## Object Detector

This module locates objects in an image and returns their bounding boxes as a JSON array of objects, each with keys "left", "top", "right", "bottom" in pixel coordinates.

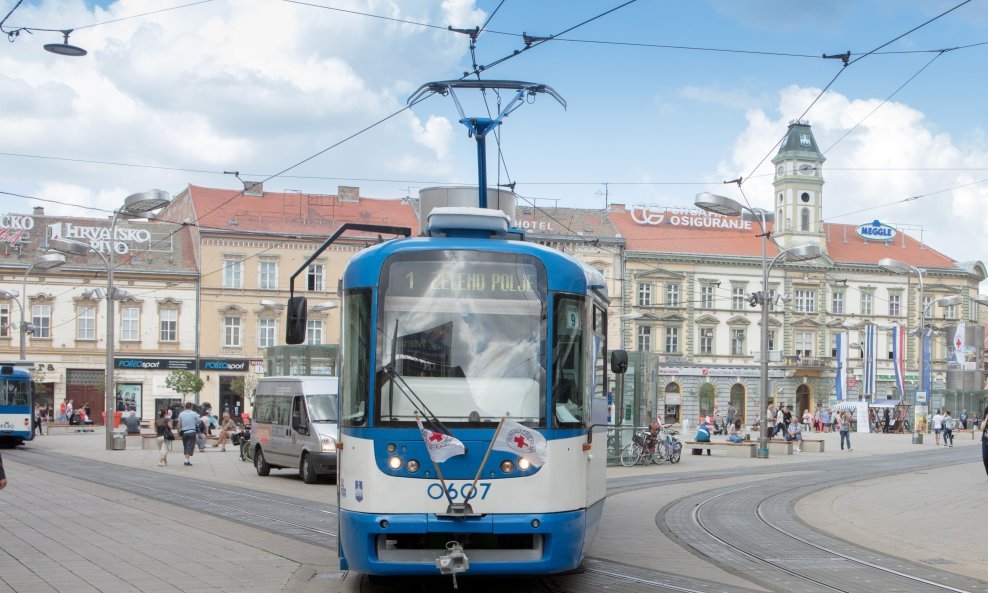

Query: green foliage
[{"left": 165, "top": 370, "right": 204, "bottom": 397}]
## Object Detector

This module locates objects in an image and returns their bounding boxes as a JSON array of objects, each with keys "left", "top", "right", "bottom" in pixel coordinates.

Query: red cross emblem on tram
[{"left": 513, "top": 434, "right": 529, "bottom": 449}]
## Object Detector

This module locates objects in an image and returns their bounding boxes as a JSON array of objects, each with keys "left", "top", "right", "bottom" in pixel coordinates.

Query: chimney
[
  {"left": 33, "top": 206, "right": 45, "bottom": 216},
  {"left": 338, "top": 186, "right": 360, "bottom": 202},
  {"left": 608, "top": 203, "right": 626, "bottom": 213}
]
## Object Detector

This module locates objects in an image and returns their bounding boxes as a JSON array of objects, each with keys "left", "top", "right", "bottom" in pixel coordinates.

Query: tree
[
  {"left": 165, "top": 370, "right": 204, "bottom": 400},
  {"left": 229, "top": 372, "right": 260, "bottom": 406}
]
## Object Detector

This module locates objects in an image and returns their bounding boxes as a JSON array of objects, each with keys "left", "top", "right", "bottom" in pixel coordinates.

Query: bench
[
  {"left": 766, "top": 439, "right": 793, "bottom": 455},
  {"left": 953, "top": 428, "right": 980, "bottom": 440},
  {"left": 685, "top": 440, "right": 756, "bottom": 458},
  {"left": 798, "top": 438, "right": 825, "bottom": 452},
  {"left": 45, "top": 422, "right": 100, "bottom": 435}
]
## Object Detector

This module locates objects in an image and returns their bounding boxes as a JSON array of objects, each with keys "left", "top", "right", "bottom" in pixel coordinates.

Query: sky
[{"left": 2, "top": 0, "right": 988, "bottom": 269}]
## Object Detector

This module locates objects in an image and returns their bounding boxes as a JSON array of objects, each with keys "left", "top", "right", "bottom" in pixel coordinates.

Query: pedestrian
[
  {"left": 839, "top": 411, "right": 853, "bottom": 451},
  {"left": 0, "top": 450, "right": 6, "bottom": 490},
  {"left": 154, "top": 409, "right": 175, "bottom": 466},
  {"left": 979, "top": 406, "right": 988, "bottom": 481},
  {"left": 58, "top": 399, "right": 67, "bottom": 422},
  {"left": 776, "top": 406, "right": 786, "bottom": 441},
  {"left": 882, "top": 408, "right": 891, "bottom": 434},
  {"left": 942, "top": 411, "right": 955, "bottom": 447},
  {"left": 196, "top": 409, "right": 210, "bottom": 452},
  {"left": 802, "top": 409, "right": 812, "bottom": 433},
  {"left": 959, "top": 409, "right": 968, "bottom": 430},
  {"left": 213, "top": 412, "right": 236, "bottom": 452},
  {"left": 65, "top": 399, "right": 74, "bottom": 423},
  {"left": 821, "top": 408, "right": 830, "bottom": 433},
  {"left": 787, "top": 418, "right": 804, "bottom": 452},
  {"left": 727, "top": 420, "right": 744, "bottom": 443},
  {"left": 766, "top": 404, "right": 776, "bottom": 438},
  {"left": 33, "top": 404, "right": 43, "bottom": 436},
  {"left": 832, "top": 408, "right": 840, "bottom": 433},
  {"left": 932, "top": 409, "right": 944, "bottom": 446},
  {"left": 123, "top": 411, "right": 141, "bottom": 435},
  {"left": 177, "top": 402, "right": 199, "bottom": 466},
  {"left": 726, "top": 403, "right": 735, "bottom": 429},
  {"left": 695, "top": 419, "right": 712, "bottom": 442}
]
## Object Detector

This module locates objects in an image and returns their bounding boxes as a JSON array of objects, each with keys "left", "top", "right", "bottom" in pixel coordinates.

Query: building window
[
  {"left": 223, "top": 316, "right": 242, "bottom": 348},
  {"left": 306, "top": 319, "right": 323, "bottom": 345},
  {"left": 31, "top": 304, "right": 51, "bottom": 339},
  {"left": 699, "top": 327, "right": 714, "bottom": 354},
  {"left": 160, "top": 309, "right": 178, "bottom": 342},
  {"left": 861, "top": 292, "right": 874, "bottom": 316},
  {"left": 637, "top": 283, "right": 652, "bottom": 306},
  {"left": 77, "top": 306, "right": 95, "bottom": 340},
  {"left": 637, "top": 326, "right": 651, "bottom": 352},
  {"left": 944, "top": 304, "right": 958, "bottom": 319},
  {"left": 800, "top": 207, "right": 810, "bottom": 231},
  {"left": 258, "top": 318, "right": 277, "bottom": 349},
  {"left": 700, "top": 285, "right": 714, "bottom": 309},
  {"left": 795, "top": 331, "right": 813, "bottom": 357},
  {"left": 795, "top": 289, "right": 815, "bottom": 313},
  {"left": 0, "top": 303, "right": 10, "bottom": 338},
  {"left": 767, "top": 329, "right": 776, "bottom": 352},
  {"left": 258, "top": 261, "right": 278, "bottom": 290},
  {"left": 732, "top": 287, "right": 746, "bottom": 310},
  {"left": 664, "top": 326, "right": 679, "bottom": 353},
  {"left": 120, "top": 306, "right": 140, "bottom": 341},
  {"left": 730, "top": 329, "right": 746, "bottom": 356},
  {"left": 307, "top": 263, "right": 325, "bottom": 292},
  {"left": 665, "top": 284, "right": 680, "bottom": 307},
  {"left": 888, "top": 293, "right": 901, "bottom": 317},
  {"left": 832, "top": 290, "right": 844, "bottom": 315},
  {"left": 223, "top": 259, "right": 244, "bottom": 289},
  {"left": 922, "top": 295, "right": 933, "bottom": 315}
]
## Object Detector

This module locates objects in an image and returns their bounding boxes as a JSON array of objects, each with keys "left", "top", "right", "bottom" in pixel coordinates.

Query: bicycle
[
  {"left": 619, "top": 429, "right": 665, "bottom": 466},
  {"left": 654, "top": 428, "right": 683, "bottom": 464},
  {"left": 232, "top": 425, "right": 252, "bottom": 462}
]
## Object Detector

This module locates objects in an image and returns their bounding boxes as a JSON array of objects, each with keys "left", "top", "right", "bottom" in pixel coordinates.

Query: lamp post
[
  {"left": 3, "top": 254, "right": 68, "bottom": 361},
  {"left": 50, "top": 190, "right": 170, "bottom": 451},
  {"left": 878, "top": 257, "right": 964, "bottom": 442},
  {"left": 695, "top": 193, "right": 823, "bottom": 458}
]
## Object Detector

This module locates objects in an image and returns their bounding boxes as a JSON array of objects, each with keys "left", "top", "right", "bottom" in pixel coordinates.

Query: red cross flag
[
  {"left": 491, "top": 418, "right": 548, "bottom": 467},
  {"left": 415, "top": 416, "right": 466, "bottom": 463}
]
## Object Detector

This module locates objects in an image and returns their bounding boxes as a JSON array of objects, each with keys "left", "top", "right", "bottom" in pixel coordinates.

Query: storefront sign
[
  {"left": 515, "top": 219, "right": 554, "bottom": 232},
  {"left": 49, "top": 222, "right": 151, "bottom": 255},
  {"left": 115, "top": 358, "right": 195, "bottom": 370},
  {"left": 656, "top": 366, "right": 784, "bottom": 378},
  {"left": 855, "top": 220, "right": 897, "bottom": 241},
  {"left": 630, "top": 206, "right": 752, "bottom": 230},
  {"left": 200, "top": 358, "right": 248, "bottom": 371},
  {"left": 0, "top": 214, "right": 34, "bottom": 244},
  {"left": 876, "top": 373, "right": 918, "bottom": 382}
]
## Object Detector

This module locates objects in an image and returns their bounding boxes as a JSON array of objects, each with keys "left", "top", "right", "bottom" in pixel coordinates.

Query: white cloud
[{"left": 720, "top": 85, "right": 988, "bottom": 264}]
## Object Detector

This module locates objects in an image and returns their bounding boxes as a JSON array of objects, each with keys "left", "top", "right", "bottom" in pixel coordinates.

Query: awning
[
  {"left": 832, "top": 402, "right": 860, "bottom": 412},
  {"left": 869, "top": 399, "right": 905, "bottom": 408}
]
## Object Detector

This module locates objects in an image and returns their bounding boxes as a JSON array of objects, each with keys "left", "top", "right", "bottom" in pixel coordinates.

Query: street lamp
[
  {"left": 49, "top": 190, "right": 170, "bottom": 451},
  {"left": 3, "top": 253, "right": 68, "bottom": 361},
  {"left": 878, "top": 257, "right": 964, "bottom": 442},
  {"left": 695, "top": 192, "right": 823, "bottom": 458}
]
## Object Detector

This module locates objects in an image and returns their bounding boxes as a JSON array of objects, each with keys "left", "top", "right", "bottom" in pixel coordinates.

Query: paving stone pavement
[{"left": 1, "top": 428, "right": 984, "bottom": 592}]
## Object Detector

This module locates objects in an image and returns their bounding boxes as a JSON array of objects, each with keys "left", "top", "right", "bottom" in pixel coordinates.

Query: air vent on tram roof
[{"left": 427, "top": 207, "right": 510, "bottom": 238}]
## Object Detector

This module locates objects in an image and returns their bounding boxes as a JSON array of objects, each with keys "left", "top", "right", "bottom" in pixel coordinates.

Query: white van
[{"left": 251, "top": 376, "right": 338, "bottom": 483}]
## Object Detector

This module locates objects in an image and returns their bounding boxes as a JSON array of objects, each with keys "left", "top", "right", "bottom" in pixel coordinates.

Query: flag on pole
[
  {"left": 891, "top": 323, "right": 905, "bottom": 397},
  {"left": 491, "top": 418, "right": 548, "bottom": 467},
  {"left": 864, "top": 323, "right": 877, "bottom": 396},
  {"left": 922, "top": 326, "right": 932, "bottom": 393},
  {"left": 835, "top": 331, "right": 848, "bottom": 401},
  {"left": 415, "top": 416, "right": 466, "bottom": 463}
]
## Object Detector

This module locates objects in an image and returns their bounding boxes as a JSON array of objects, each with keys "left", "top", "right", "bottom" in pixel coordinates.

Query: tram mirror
[
  {"left": 286, "top": 296, "right": 308, "bottom": 344},
  {"left": 610, "top": 350, "right": 628, "bottom": 374}
]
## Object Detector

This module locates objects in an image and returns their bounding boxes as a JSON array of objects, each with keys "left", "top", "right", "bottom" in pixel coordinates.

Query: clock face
[
  {"left": 799, "top": 164, "right": 814, "bottom": 175},
  {"left": 801, "top": 192, "right": 811, "bottom": 203}
]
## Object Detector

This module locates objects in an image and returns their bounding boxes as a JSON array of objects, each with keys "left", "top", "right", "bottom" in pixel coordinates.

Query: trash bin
[
  {"left": 112, "top": 432, "right": 126, "bottom": 450},
  {"left": 912, "top": 432, "right": 923, "bottom": 445}
]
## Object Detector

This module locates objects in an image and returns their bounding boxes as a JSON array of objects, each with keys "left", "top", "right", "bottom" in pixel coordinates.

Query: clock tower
[{"left": 771, "top": 120, "right": 825, "bottom": 251}]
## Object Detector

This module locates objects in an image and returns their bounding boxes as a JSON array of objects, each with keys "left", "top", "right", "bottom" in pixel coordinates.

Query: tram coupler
[
  {"left": 436, "top": 541, "right": 469, "bottom": 589},
  {"left": 438, "top": 502, "right": 480, "bottom": 518}
]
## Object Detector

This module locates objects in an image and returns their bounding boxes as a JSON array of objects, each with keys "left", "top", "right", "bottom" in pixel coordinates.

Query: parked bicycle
[
  {"left": 232, "top": 425, "right": 252, "bottom": 462},
  {"left": 654, "top": 428, "right": 683, "bottom": 464}
]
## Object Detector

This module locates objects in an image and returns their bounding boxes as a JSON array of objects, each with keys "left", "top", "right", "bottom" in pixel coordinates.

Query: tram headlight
[
  {"left": 406, "top": 459, "right": 420, "bottom": 473},
  {"left": 500, "top": 460, "right": 514, "bottom": 473},
  {"left": 386, "top": 443, "right": 397, "bottom": 453},
  {"left": 320, "top": 436, "right": 336, "bottom": 452},
  {"left": 517, "top": 457, "right": 531, "bottom": 471},
  {"left": 388, "top": 456, "right": 402, "bottom": 470}
]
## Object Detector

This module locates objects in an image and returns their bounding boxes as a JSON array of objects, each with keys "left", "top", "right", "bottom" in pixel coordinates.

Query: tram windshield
[
  {"left": 1, "top": 378, "right": 31, "bottom": 406},
  {"left": 376, "top": 251, "right": 547, "bottom": 426}
]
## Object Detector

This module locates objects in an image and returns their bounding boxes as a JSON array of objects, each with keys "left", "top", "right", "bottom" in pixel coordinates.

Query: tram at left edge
[{"left": 1, "top": 362, "right": 35, "bottom": 448}]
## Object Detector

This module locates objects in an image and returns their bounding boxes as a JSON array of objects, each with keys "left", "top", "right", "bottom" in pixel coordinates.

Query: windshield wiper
[{"left": 383, "top": 318, "right": 454, "bottom": 436}]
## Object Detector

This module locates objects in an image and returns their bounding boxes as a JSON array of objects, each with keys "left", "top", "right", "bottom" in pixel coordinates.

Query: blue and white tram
[
  {"left": 287, "top": 208, "right": 620, "bottom": 577},
  {"left": 1, "top": 363, "right": 35, "bottom": 448}
]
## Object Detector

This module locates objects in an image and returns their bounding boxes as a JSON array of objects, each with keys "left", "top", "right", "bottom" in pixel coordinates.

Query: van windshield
[
  {"left": 376, "top": 251, "right": 547, "bottom": 426},
  {"left": 307, "top": 394, "right": 338, "bottom": 422}
]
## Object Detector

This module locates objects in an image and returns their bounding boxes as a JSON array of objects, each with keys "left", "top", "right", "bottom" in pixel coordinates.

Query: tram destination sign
[{"left": 388, "top": 260, "right": 542, "bottom": 299}]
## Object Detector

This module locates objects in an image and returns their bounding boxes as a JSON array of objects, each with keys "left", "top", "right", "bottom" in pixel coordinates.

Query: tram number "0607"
[{"left": 426, "top": 482, "right": 491, "bottom": 501}]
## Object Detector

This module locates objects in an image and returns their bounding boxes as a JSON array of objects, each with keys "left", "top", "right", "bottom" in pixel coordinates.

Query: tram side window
[
  {"left": 341, "top": 289, "right": 371, "bottom": 427},
  {"left": 552, "top": 295, "right": 587, "bottom": 427}
]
